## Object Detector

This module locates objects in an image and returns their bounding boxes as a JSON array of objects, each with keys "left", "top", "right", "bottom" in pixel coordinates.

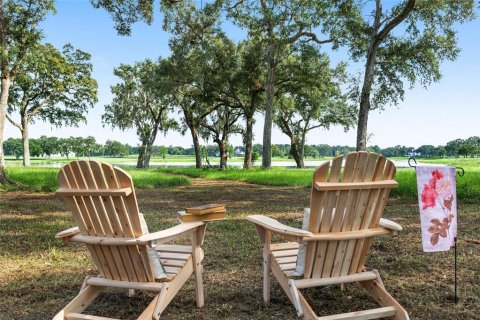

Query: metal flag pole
[
  {"left": 454, "top": 166, "right": 463, "bottom": 304},
  {"left": 454, "top": 236, "right": 458, "bottom": 303},
  {"left": 408, "top": 157, "right": 464, "bottom": 304}
]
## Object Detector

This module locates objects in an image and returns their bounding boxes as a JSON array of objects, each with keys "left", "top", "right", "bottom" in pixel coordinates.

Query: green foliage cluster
[
  {"left": 3, "top": 136, "right": 132, "bottom": 159},
  {"left": 369, "top": 136, "right": 480, "bottom": 158},
  {"left": 90, "top": 0, "right": 476, "bottom": 166},
  {"left": 2, "top": 3, "right": 97, "bottom": 167}
]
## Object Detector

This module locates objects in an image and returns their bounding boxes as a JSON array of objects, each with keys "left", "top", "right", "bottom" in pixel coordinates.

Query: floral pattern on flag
[{"left": 416, "top": 165, "right": 457, "bottom": 252}]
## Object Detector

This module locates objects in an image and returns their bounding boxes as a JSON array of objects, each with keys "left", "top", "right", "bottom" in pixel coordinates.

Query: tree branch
[
  {"left": 199, "top": 102, "right": 224, "bottom": 120},
  {"left": 6, "top": 114, "right": 23, "bottom": 131},
  {"left": 376, "top": 0, "right": 415, "bottom": 42},
  {"left": 288, "top": 30, "right": 334, "bottom": 45},
  {"left": 228, "top": 0, "right": 244, "bottom": 11}
]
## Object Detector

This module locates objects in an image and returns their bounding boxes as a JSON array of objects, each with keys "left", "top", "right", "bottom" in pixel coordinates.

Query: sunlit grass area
[
  {"left": 2, "top": 166, "right": 191, "bottom": 192},
  {"left": 0, "top": 180, "right": 478, "bottom": 319},
  {"left": 2, "top": 157, "right": 479, "bottom": 203},
  {"left": 158, "top": 164, "right": 480, "bottom": 204}
]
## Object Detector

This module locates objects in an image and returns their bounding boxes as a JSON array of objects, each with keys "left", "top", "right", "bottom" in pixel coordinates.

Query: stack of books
[{"left": 177, "top": 203, "right": 226, "bottom": 222}]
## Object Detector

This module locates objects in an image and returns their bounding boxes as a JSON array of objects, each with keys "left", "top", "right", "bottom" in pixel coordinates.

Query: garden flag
[{"left": 416, "top": 165, "right": 457, "bottom": 252}]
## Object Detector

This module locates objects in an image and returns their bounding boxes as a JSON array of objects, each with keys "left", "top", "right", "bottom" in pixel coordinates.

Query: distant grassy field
[
  {"left": 157, "top": 158, "right": 480, "bottom": 204},
  {"left": 2, "top": 157, "right": 479, "bottom": 203},
  {"left": 2, "top": 166, "right": 191, "bottom": 192}
]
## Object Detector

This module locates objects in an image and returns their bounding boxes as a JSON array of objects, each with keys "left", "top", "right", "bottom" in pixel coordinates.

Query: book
[
  {"left": 177, "top": 210, "right": 226, "bottom": 222},
  {"left": 185, "top": 203, "right": 225, "bottom": 215}
]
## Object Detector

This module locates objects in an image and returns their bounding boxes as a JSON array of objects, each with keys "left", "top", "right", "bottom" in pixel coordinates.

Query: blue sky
[{"left": 4, "top": 0, "right": 480, "bottom": 148}]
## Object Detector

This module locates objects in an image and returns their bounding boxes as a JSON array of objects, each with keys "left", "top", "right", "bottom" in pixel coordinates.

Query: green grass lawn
[
  {"left": 2, "top": 157, "right": 479, "bottom": 203},
  {"left": 1, "top": 157, "right": 479, "bottom": 319},
  {"left": 2, "top": 166, "right": 191, "bottom": 192},
  {"left": 157, "top": 164, "right": 479, "bottom": 204},
  {"left": 1, "top": 179, "right": 478, "bottom": 319}
]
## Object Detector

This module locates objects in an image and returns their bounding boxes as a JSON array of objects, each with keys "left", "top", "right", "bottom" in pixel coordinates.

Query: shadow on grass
[{"left": 1, "top": 180, "right": 478, "bottom": 319}]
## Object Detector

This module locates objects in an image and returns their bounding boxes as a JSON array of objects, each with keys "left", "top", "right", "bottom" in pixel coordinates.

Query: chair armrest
[
  {"left": 247, "top": 215, "right": 312, "bottom": 239},
  {"left": 55, "top": 227, "right": 80, "bottom": 239},
  {"left": 379, "top": 218, "right": 402, "bottom": 231},
  {"left": 137, "top": 221, "right": 205, "bottom": 245},
  {"left": 62, "top": 222, "right": 205, "bottom": 246},
  {"left": 303, "top": 227, "right": 392, "bottom": 241}
]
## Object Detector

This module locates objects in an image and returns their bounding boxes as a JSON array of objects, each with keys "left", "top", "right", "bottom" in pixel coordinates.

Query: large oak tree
[
  {"left": 0, "top": 0, "right": 55, "bottom": 182},
  {"left": 7, "top": 43, "right": 97, "bottom": 166},
  {"left": 331, "top": 0, "right": 476, "bottom": 150},
  {"left": 226, "top": 0, "right": 338, "bottom": 169},
  {"left": 103, "top": 59, "right": 176, "bottom": 168},
  {"left": 274, "top": 45, "right": 355, "bottom": 168}
]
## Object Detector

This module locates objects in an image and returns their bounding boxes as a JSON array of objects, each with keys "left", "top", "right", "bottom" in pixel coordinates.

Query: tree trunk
[
  {"left": 356, "top": 89, "right": 371, "bottom": 151},
  {"left": 290, "top": 139, "right": 304, "bottom": 168},
  {"left": 356, "top": 5, "right": 384, "bottom": 151},
  {"left": 243, "top": 112, "right": 254, "bottom": 169},
  {"left": 137, "top": 143, "right": 146, "bottom": 168},
  {"left": 298, "top": 132, "right": 306, "bottom": 168},
  {"left": 0, "top": 77, "right": 10, "bottom": 170},
  {"left": 190, "top": 125, "right": 202, "bottom": 169},
  {"left": 144, "top": 128, "right": 158, "bottom": 168},
  {"left": 357, "top": 48, "right": 378, "bottom": 151},
  {"left": 218, "top": 140, "right": 228, "bottom": 169},
  {"left": 21, "top": 115, "right": 30, "bottom": 166},
  {"left": 262, "top": 45, "right": 276, "bottom": 169},
  {"left": 144, "top": 143, "right": 152, "bottom": 168}
]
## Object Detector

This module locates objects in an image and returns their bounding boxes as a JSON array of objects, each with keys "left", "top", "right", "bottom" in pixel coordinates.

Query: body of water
[{"left": 22, "top": 159, "right": 413, "bottom": 169}]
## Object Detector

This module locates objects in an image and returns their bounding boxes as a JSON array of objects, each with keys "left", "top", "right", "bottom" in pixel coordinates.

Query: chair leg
[
  {"left": 192, "top": 227, "right": 205, "bottom": 308},
  {"left": 193, "top": 262, "right": 204, "bottom": 308},
  {"left": 137, "top": 294, "right": 158, "bottom": 320},
  {"left": 153, "top": 287, "right": 169, "bottom": 320},
  {"left": 360, "top": 274, "right": 410, "bottom": 320},
  {"left": 263, "top": 232, "right": 272, "bottom": 304},
  {"left": 297, "top": 291, "right": 318, "bottom": 320},
  {"left": 52, "top": 284, "right": 103, "bottom": 320}
]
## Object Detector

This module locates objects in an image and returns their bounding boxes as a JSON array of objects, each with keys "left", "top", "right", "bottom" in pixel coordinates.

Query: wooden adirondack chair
[
  {"left": 248, "top": 152, "right": 409, "bottom": 320},
  {"left": 52, "top": 160, "right": 206, "bottom": 320}
]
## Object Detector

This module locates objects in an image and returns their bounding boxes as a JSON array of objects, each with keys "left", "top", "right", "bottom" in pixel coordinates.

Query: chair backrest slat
[
  {"left": 57, "top": 160, "right": 155, "bottom": 282},
  {"left": 303, "top": 152, "right": 396, "bottom": 279},
  {"left": 58, "top": 166, "right": 109, "bottom": 278},
  {"left": 310, "top": 156, "right": 343, "bottom": 278},
  {"left": 99, "top": 163, "right": 147, "bottom": 282},
  {"left": 304, "top": 162, "right": 330, "bottom": 277}
]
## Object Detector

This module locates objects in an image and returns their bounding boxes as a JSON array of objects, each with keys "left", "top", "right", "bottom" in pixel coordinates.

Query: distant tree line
[
  {"left": 4, "top": 136, "right": 478, "bottom": 161},
  {"left": 3, "top": 136, "right": 131, "bottom": 159}
]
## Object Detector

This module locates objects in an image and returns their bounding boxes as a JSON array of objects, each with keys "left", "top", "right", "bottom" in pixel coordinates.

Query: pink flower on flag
[
  {"left": 436, "top": 178, "right": 452, "bottom": 198},
  {"left": 417, "top": 166, "right": 457, "bottom": 251},
  {"left": 421, "top": 184, "right": 438, "bottom": 210},
  {"left": 431, "top": 170, "right": 443, "bottom": 181}
]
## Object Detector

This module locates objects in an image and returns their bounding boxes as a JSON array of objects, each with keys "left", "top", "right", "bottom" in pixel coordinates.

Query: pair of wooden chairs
[{"left": 53, "top": 152, "right": 409, "bottom": 319}]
